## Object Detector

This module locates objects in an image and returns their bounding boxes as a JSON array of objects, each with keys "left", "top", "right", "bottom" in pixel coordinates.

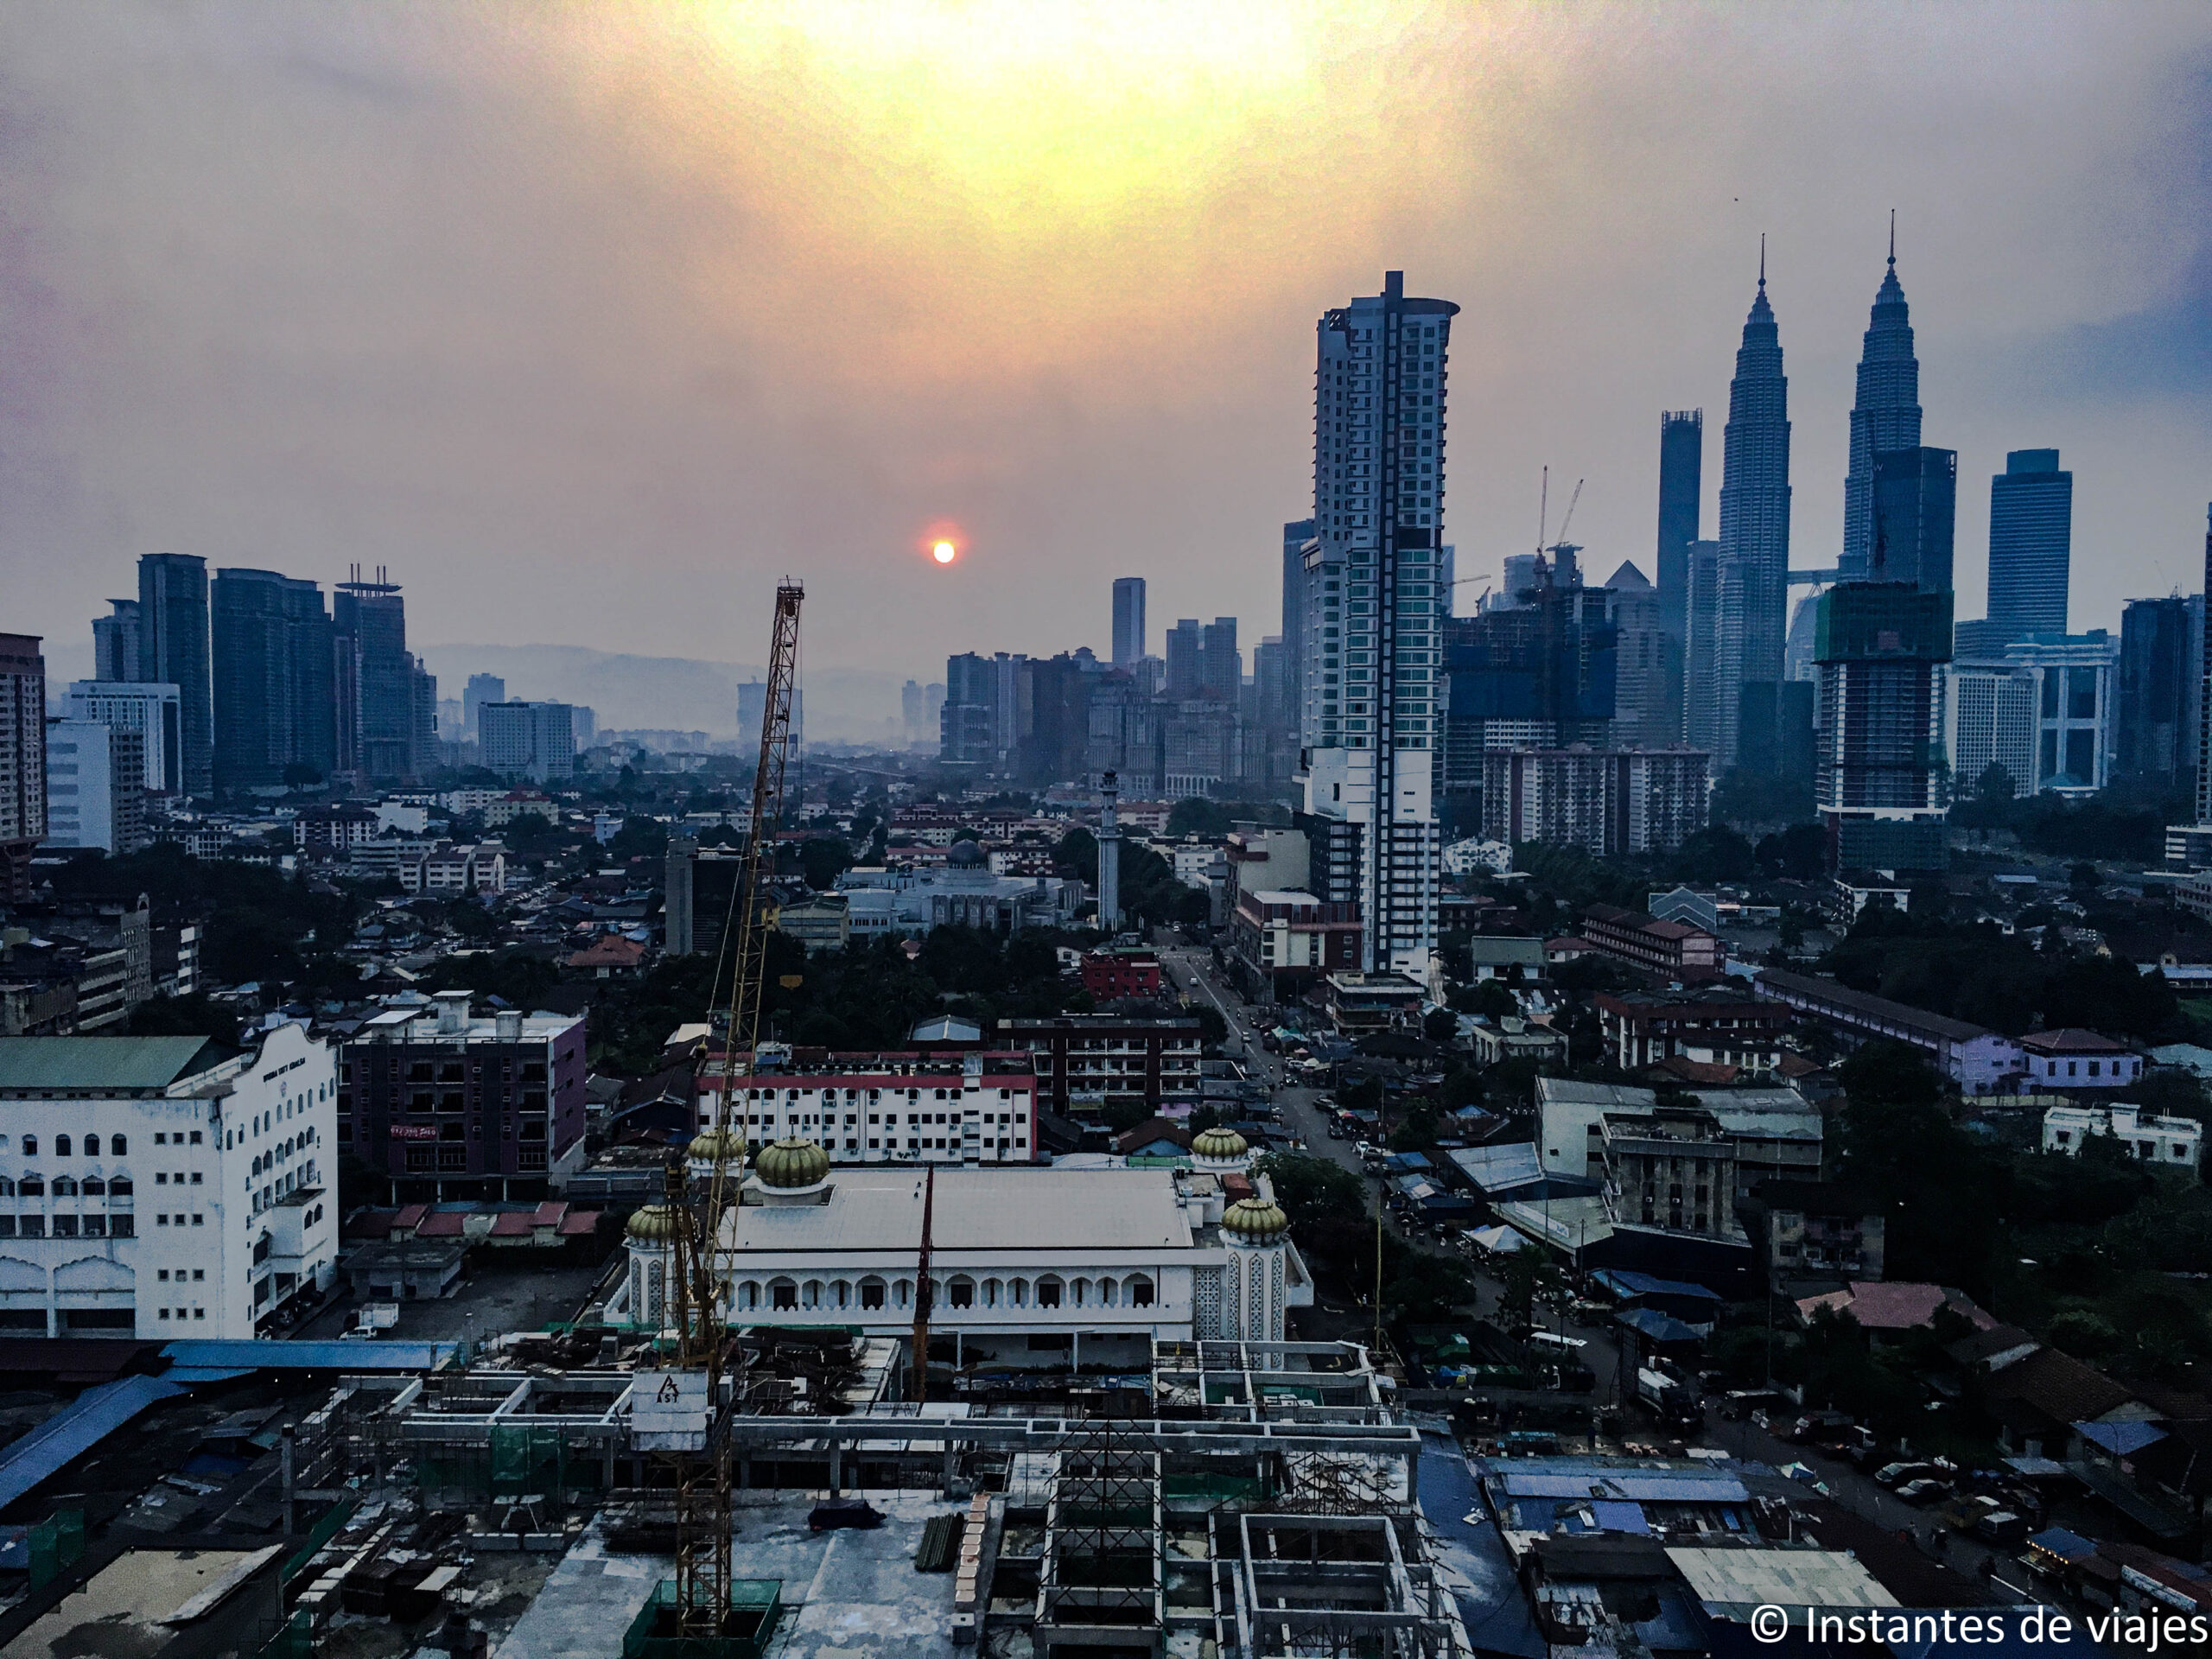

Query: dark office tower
[
  {"left": 1841, "top": 231, "right": 1922, "bottom": 579},
  {"left": 2118, "top": 595, "right": 2196, "bottom": 787},
  {"left": 940, "top": 652, "right": 998, "bottom": 768},
  {"left": 1111, "top": 578, "right": 1147, "bottom": 666},
  {"left": 211, "top": 569, "right": 336, "bottom": 792},
  {"left": 1703, "top": 252, "right": 1790, "bottom": 771},
  {"left": 1199, "top": 617, "right": 1240, "bottom": 700},
  {"left": 2199, "top": 506, "right": 2212, "bottom": 827},
  {"left": 136, "top": 553, "right": 213, "bottom": 798},
  {"left": 1869, "top": 448, "right": 1957, "bottom": 594},
  {"left": 463, "top": 673, "right": 505, "bottom": 742},
  {"left": 1815, "top": 582, "right": 1952, "bottom": 872},
  {"left": 1681, "top": 540, "right": 1723, "bottom": 755},
  {"left": 1656, "top": 410, "right": 1702, "bottom": 646},
  {"left": 92, "top": 601, "right": 142, "bottom": 683},
  {"left": 332, "top": 567, "right": 422, "bottom": 783},
  {"left": 1165, "top": 619, "right": 1204, "bottom": 697},
  {"left": 1987, "top": 449, "right": 2073, "bottom": 639},
  {"left": 1281, "top": 518, "right": 1316, "bottom": 728}
]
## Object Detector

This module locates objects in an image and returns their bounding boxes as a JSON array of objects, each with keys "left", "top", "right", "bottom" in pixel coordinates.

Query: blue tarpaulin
[
  {"left": 159, "top": 1339, "right": 460, "bottom": 1373},
  {"left": 2073, "top": 1419, "right": 2167, "bottom": 1458},
  {"left": 0, "top": 1375, "right": 189, "bottom": 1512}
]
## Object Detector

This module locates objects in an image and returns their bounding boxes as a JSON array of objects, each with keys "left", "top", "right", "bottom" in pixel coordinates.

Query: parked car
[
  {"left": 1788, "top": 1412, "right": 1857, "bottom": 1446},
  {"left": 1875, "top": 1461, "right": 1939, "bottom": 1488},
  {"left": 1973, "top": 1510, "right": 2031, "bottom": 1545},
  {"left": 1897, "top": 1478, "right": 1953, "bottom": 1506}
]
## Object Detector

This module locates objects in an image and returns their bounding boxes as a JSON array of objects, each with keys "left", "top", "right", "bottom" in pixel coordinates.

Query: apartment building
[
  {"left": 696, "top": 1051, "right": 1036, "bottom": 1164},
  {"left": 999, "top": 1016, "right": 1204, "bottom": 1116}
]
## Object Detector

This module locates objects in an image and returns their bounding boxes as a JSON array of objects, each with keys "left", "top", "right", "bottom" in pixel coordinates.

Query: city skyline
[{"left": 3, "top": 5, "right": 2209, "bottom": 691}]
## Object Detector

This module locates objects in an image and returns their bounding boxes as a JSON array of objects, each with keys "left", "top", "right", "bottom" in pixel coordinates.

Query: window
[
  {"left": 18, "top": 1176, "right": 41, "bottom": 1197},
  {"left": 110, "top": 1178, "right": 130, "bottom": 1196},
  {"left": 54, "top": 1135, "right": 70, "bottom": 1156},
  {"left": 859, "top": 1277, "right": 887, "bottom": 1310},
  {"left": 771, "top": 1279, "right": 798, "bottom": 1311},
  {"left": 1127, "top": 1275, "right": 1155, "bottom": 1307},
  {"left": 83, "top": 1135, "right": 99, "bottom": 1156},
  {"left": 21, "top": 1136, "right": 33, "bottom": 1156},
  {"left": 52, "top": 1177, "right": 76, "bottom": 1197},
  {"left": 1035, "top": 1276, "right": 1063, "bottom": 1308},
  {"left": 948, "top": 1276, "right": 976, "bottom": 1309}
]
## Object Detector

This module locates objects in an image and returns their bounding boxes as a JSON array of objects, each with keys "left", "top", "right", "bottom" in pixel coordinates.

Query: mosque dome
[
  {"left": 686, "top": 1128, "right": 747, "bottom": 1166},
  {"left": 753, "top": 1137, "right": 831, "bottom": 1190},
  {"left": 625, "top": 1203, "right": 682, "bottom": 1243},
  {"left": 1191, "top": 1126, "right": 1249, "bottom": 1162},
  {"left": 947, "top": 838, "right": 987, "bottom": 868},
  {"left": 1220, "top": 1197, "right": 1288, "bottom": 1243}
]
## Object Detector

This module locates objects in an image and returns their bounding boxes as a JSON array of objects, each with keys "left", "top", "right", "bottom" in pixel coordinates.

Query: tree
[
  {"left": 1166, "top": 797, "right": 1236, "bottom": 837},
  {"left": 1671, "top": 824, "right": 1757, "bottom": 883},
  {"left": 1451, "top": 980, "right": 1518, "bottom": 1020},
  {"left": 1254, "top": 1151, "right": 1366, "bottom": 1231},
  {"left": 1421, "top": 1007, "right": 1459, "bottom": 1044},
  {"left": 1835, "top": 1040, "right": 1944, "bottom": 1111},
  {"left": 1755, "top": 823, "right": 1827, "bottom": 880}
]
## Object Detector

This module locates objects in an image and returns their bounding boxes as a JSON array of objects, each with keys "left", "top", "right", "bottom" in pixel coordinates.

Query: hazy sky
[{"left": 4, "top": 2, "right": 2209, "bottom": 691}]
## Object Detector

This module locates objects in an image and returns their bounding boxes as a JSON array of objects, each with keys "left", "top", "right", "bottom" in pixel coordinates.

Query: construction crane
[
  {"left": 911, "top": 1166, "right": 936, "bottom": 1403},
  {"left": 663, "top": 578, "right": 804, "bottom": 1644}
]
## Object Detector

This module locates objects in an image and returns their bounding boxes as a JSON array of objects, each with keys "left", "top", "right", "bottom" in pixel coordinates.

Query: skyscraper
[
  {"left": 1281, "top": 519, "right": 1317, "bottom": 732},
  {"left": 333, "top": 568, "right": 422, "bottom": 782},
  {"left": 1656, "top": 409, "right": 1702, "bottom": 654},
  {"left": 1303, "top": 270, "right": 1455, "bottom": 976},
  {"left": 1681, "top": 540, "right": 1723, "bottom": 759},
  {"left": 1700, "top": 253, "right": 1790, "bottom": 771},
  {"left": 940, "top": 652, "right": 997, "bottom": 769},
  {"left": 0, "top": 634, "right": 46, "bottom": 900},
  {"left": 1841, "top": 229, "right": 1922, "bottom": 580},
  {"left": 480, "top": 701, "right": 577, "bottom": 784},
  {"left": 1198, "top": 617, "right": 1240, "bottom": 701},
  {"left": 211, "top": 568, "right": 336, "bottom": 792},
  {"left": 1165, "top": 620, "right": 1204, "bottom": 698},
  {"left": 463, "top": 673, "right": 505, "bottom": 743},
  {"left": 1111, "top": 578, "right": 1147, "bottom": 667},
  {"left": 1987, "top": 449, "right": 2073, "bottom": 639},
  {"left": 1869, "top": 447, "right": 1957, "bottom": 594},
  {"left": 137, "top": 553, "right": 213, "bottom": 798},
  {"left": 92, "top": 600, "right": 141, "bottom": 683},
  {"left": 2198, "top": 506, "right": 2212, "bottom": 828},
  {"left": 1815, "top": 582, "right": 1953, "bottom": 870}
]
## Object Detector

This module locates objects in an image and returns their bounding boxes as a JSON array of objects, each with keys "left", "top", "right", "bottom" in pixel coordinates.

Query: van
[{"left": 1528, "top": 1331, "right": 1588, "bottom": 1355}]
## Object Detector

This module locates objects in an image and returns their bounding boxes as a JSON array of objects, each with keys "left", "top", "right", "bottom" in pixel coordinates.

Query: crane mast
[{"left": 666, "top": 578, "right": 803, "bottom": 1641}]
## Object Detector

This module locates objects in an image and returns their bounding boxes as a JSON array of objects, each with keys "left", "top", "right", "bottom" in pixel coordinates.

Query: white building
[
  {"left": 64, "top": 682, "right": 180, "bottom": 793},
  {"left": 479, "top": 701, "right": 577, "bottom": 785},
  {"left": 837, "top": 855, "right": 1083, "bottom": 938},
  {"left": 1441, "top": 837, "right": 1514, "bottom": 877},
  {"left": 695, "top": 1051, "right": 1037, "bottom": 1166},
  {"left": 602, "top": 1128, "right": 1308, "bottom": 1360},
  {"left": 2043, "top": 1102, "right": 2201, "bottom": 1171},
  {"left": 1301, "top": 272, "right": 1455, "bottom": 978},
  {"left": 42, "top": 719, "right": 148, "bottom": 855},
  {"left": 0, "top": 1026, "right": 340, "bottom": 1338},
  {"left": 1948, "top": 632, "right": 2119, "bottom": 797}
]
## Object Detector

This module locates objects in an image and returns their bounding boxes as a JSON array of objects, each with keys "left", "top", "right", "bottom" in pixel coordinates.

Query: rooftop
[
  {"left": 9, "top": 1545, "right": 285, "bottom": 1659},
  {"left": 1755, "top": 967, "right": 1997, "bottom": 1046},
  {"left": 0, "top": 1036, "right": 229, "bottom": 1093},
  {"left": 2020, "top": 1027, "right": 2132, "bottom": 1054},
  {"left": 719, "top": 1166, "right": 1197, "bottom": 1255}
]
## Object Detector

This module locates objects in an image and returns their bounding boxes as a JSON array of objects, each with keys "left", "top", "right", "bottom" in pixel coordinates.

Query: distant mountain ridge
[{"left": 416, "top": 643, "right": 908, "bottom": 744}]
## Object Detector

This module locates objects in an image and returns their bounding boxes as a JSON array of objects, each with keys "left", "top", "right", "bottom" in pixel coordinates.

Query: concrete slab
[
  {"left": 491, "top": 1523, "right": 664, "bottom": 1659},
  {"left": 734, "top": 1489, "right": 966, "bottom": 1659}
]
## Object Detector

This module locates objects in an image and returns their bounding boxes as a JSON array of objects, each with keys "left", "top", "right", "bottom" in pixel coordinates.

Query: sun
[{"left": 932, "top": 540, "right": 957, "bottom": 565}]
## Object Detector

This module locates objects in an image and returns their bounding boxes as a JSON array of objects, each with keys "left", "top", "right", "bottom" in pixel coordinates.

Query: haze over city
[{"left": 5, "top": 1, "right": 2210, "bottom": 709}]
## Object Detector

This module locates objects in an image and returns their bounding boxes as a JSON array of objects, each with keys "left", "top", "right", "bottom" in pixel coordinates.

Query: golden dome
[
  {"left": 1191, "top": 1126, "right": 1249, "bottom": 1161},
  {"left": 626, "top": 1203, "right": 681, "bottom": 1242},
  {"left": 1221, "top": 1197, "right": 1288, "bottom": 1242},
  {"left": 753, "top": 1137, "right": 830, "bottom": 1189},
  {"left": 686, "top": 1128, "right": 747, "bottom": 1165}
]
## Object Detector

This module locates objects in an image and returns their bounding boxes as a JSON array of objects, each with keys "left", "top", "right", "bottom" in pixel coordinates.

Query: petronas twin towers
[{"left": 1683, "top": 231, "right": 1939, "bottom": 777}]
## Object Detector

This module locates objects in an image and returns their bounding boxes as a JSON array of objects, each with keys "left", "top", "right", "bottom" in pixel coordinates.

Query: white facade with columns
[{"left": 603, "top": 1154, "right": 1306, "bottom": 1352}]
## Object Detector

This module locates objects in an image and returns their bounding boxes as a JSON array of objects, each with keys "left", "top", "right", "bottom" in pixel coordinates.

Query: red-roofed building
[
  {"left": 2018, "top": 1027, "right": 2142, "bottom": 1091},
  {"left": 1081, "top": 946, "right": 1162, "bottom": 1000},
  {"left": 1580, "top": 904, "right": 1724, "bottom": 983}
]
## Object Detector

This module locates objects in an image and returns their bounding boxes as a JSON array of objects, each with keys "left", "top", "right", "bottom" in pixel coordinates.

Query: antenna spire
[
  {"left": 1888, "top": 208, "right": 1896, "bottom": 267},
  {"left": 1758, "top": 233, "right": 1766, "bottom": 291}
]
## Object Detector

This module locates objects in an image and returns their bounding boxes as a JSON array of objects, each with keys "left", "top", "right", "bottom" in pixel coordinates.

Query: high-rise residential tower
[
  {"left": 1199, "top": 617, "right": 1240, "bottom": 701},
  {"left": 1697, "top": 254, "right": 1790, "bottom": 771},
  {"left": 0, "top": 634, "right": 46, "bottom": 900},
  {"left": 333, "top": 568, "right": 430, "bottom": 783},
  {"left": 1656, "top": 409, "right": 1702, "bottom": 655},
  {"left": 92, "top": 600, "right": 142, "bottom": 683},
  {"left": 1840, "top": 228, "right": 1922, "bottom": 580},
  {"left": 137, "top": 553, "right": 213, "bottom": 798},
  {"left": 1986, "top": 449, "right": 2073, "bottom": 640},
  {"left": 1165, "top": 620, "right": 1203, "bottom": 698},
  {"left": 1281, "top": 519, "right": 1318, "bottom": 731},
  {"left": 1111, "top": 578, "right": 1147, "bottom": 667},
  {"left": 1301, "top": 270, "right": 1455, "bottom": 976},
  {"left": 211, "top": 568, "right": 336, "bottom": 792}
]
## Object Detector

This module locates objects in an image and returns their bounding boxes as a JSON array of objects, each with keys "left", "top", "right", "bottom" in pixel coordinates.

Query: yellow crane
[{"left": 660, "top": 578, "right": 804, "bottom": 1643}]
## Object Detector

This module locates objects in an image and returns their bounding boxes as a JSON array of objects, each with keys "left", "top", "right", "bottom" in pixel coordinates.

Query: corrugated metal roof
[
  {"left": 0, "top": 1375, "right": 189, "bottom": 1511},
  {"left": 0, "top": 1036, "right": 224, "bottom": 1091},
  {"left": 158, "top": 1339, "right": 460, "bottom": 1372},
  {"left": 721, "top": 1167, "right": 1194, "bottom": 1254},
  {"left": 1592, "top": 1270, "right": 1723, "bottom": 1303}
]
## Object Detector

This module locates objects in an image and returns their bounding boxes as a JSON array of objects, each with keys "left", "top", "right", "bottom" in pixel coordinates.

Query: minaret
[
  {"left": 1697, "top": 242, "right": 1791, "bottom": 772},
  {"left": 1096, "top": 769, "right": 1122, "bottom": 931},
  {"left": 1841, "top": 214, "right": 1923, "bottom": 579}
]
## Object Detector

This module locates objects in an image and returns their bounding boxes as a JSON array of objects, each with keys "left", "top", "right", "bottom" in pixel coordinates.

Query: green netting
[
  {"left": 257, "top": 1609, "right": 315, "bottom": 1659},
  {"left": 622, "top": 1580, "right": 784, "bottom": 1659},
  {"left": 417, "top": 1431, "right": 605, "bottom": 1498},
  {"left": 29, "top": 1510, "right": 84, "bottom": 1591},
  {"left": 283, "top": 1497, "right": 359, "bottom": 1582}
]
